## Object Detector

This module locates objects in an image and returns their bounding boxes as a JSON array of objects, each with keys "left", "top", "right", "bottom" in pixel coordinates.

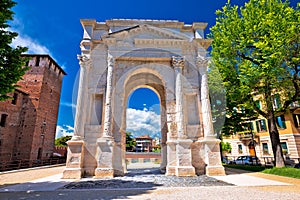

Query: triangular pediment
[{"left": 102, "top": 24, "right": 191, "bottom": 41}]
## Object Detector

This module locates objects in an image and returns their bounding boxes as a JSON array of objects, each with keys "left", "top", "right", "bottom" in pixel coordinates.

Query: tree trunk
[
  {"left": 267, "top": 116, "right": 285, "bottom": 167},
  {"left": 266, "top": 101, "right": 285, "bottom": 167}
]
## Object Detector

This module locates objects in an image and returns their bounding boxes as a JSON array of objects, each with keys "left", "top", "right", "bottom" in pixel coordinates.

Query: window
[
  {"left": 0, "top": 114, "right": 8, "bottom": 127},
  {"left": 293, "top": 114, "right": 300, "bottom": 128},
  {"left": 256, "top": 119, "right": 267, "bottom": 132},
  {"left": 242, "top": 122, "right": 254, "bottom": 131},
  {"left": 262, "top": 143, "right": 269, "bottom": 154},
  {"left": 11, "top": 92, "right": 18, "bottom": 105},
  {"left": 37, "top": 148, "right": 42, "bottom": 160},
  {"left": 273, "top": 94, "right": 281, "bottom": 109},
  {"left": 281, "top": 142, "right": 288, "bottom": 154},
  {"left": 255, "top": 100, "right": 262, "bottom": 109},
  {"left": 238, "top": 144, "right": 243, "bottom": 154},
  {"left": 276, "top": 115, "right": 286, "bottom": 129},
  {"left": 36, "top": 56, "right": 40, "bottom": 66}
]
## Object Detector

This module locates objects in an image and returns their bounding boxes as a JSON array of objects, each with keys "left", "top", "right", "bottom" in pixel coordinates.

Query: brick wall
[{"left": 0, "top": 54, "right": 66, "bottom": 163}]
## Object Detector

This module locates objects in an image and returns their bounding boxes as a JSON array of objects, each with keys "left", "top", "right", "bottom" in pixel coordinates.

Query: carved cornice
[
  {"left": 194, "top": 38, "right": 212, "bottom": 50},
  {"left": 172, "top": 56, "right": 185, "bottom": 69},
  {"left": 134, "top": 39, "right": 188, "bottom": 48}
]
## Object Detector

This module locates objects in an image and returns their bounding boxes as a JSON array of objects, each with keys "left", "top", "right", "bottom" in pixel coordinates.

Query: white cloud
[
  {"left": 126, "top": 108, "right": 161, "bottom": 138},
  {"left": 10, "top": 33, "right": 51, "bottom": 54},
  {"left": 60, "top": 101, "right": 76, "bottom": 109},
  {"left": 8, "top": 16, "right": 51, "bottom": 54},
  {"left": 56, "top": 124, "right": 74, "bottom": 138}
]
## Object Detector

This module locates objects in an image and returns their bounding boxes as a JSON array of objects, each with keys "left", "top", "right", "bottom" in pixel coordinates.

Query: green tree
[
  {"left": 209, "top": 0, "right": 300, "bottom": 167},
  {"left": 55, "top": 136, "right": 72, "bottom": 147},
  {"left": 126, "top": 132, "right": 136, "bottom": 152},
  {"left": 221, "top": 141, "right": 232, "bottom": 153},
  {"left": 0, "top": 0, "right": 28, "bottom": 101}
]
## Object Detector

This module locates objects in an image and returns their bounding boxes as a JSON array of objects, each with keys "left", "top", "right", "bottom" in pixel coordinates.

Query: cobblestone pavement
[{"left": 63, "top": 168, "right": 232, "bottom": 190}]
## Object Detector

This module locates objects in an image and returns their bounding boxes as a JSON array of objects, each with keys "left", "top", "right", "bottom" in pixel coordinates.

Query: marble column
[
  {"left": 173, "top": 56, "right": 185, "bottom": 139},
  {"left": 94, "top": 52, "right": 115, "bottom": 178},
  {"left": 103, "top": 52, "right": 114, "bottom": 138},
  {"left": 171, "top": 56, "right": 195, "bottom": 177},
  {"left": 197, "top": 55, "right": 225, "bottom": 176},
  {"left": 63, "top": 55, "right": 90, "bottom": 179}
]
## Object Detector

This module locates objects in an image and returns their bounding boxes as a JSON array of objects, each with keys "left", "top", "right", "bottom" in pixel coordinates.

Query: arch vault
[{"left": 63, "top": 19, "right": 225, "bottom": 178}]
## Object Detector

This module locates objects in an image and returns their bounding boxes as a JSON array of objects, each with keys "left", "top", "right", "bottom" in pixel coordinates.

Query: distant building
[
  {"left": 223, "top": 100, "right": 300, "bottom": 165},
  {"left": 135, "top": 135, "right": 153, "bottom": 152},
  {"left": 0, "top": 54, "right": 66, "bottom": 163}
]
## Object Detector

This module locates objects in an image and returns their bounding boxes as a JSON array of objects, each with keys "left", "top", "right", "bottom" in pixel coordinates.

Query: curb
[{"left": 0, "top": 164, "right": 65, "bottom": 175}]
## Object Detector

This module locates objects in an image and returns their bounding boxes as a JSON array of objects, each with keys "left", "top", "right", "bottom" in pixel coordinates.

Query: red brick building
[
  {"left": 0, "top": 54, "right": 66, "bottom": 163},
  {"left": 135, "top": 135, "right": 153, "bottom": 152}
]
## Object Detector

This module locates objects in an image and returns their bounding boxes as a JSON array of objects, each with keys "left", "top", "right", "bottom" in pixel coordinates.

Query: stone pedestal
[
  {"left": 166, "top": 140, "right": 177, "bottom": 176},
  {"left": 201, "top": 136, "right": 225, "bottom": 176},
  {"left": 160, "top": 141, "right": 167, "bottom": 173},
  {"left": 62, "top": 137, "right": 84, "bottom": 179},
  {"left": 191, "top": 140, "right": 206, "bottom": 175},
  {"left": 175, "top": 139, "right": 195, "bottom": 177},
  {"left": 94, "top": 137, "right": 114, "bottom": 178}
]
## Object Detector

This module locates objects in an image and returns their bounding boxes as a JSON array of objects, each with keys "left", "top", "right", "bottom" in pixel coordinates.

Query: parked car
[
  {"left": 221, "top": 156, "right": 232, "bottom": 164},
  {"left": 232, "top": 156, "right": 261, "bottom": 165}
]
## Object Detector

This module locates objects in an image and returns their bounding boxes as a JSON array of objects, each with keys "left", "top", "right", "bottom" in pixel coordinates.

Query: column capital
[
  {"left": 107, "top": 52, "right": 115, "bottom": 67},
  {"left": 171, "top": 56, "right": 185, "bottom": 69},
  {"left": 77, "top": 54, "right": 91, "bottom": 68},
  {"left": 196, "top": 55, "right": 209, "bottom": 67}
]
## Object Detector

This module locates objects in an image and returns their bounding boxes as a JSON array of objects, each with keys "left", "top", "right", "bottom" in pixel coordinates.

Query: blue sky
[{"left": 9, "top": 0, "right": 298, "bottom": 138}]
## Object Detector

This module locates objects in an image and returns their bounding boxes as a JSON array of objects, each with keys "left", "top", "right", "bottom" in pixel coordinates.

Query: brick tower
[{"left": 0, "top": 54, "right": 66, "bottom": 163}]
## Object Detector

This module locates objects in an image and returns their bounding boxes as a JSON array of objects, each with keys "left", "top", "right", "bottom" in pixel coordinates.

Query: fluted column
[
  {"left": 102, "top": 52, "right": 114, "bottom": 138},
  {"left": 197, "top": 56, "right": 214, "bottom": 138},
  {"left": 95, "top": 52, "right": 115, "bottom": 178},
  {"left": 74, "top": 55, "right": 91, "bottom": 139},
  {"left": 170, "top": 56, "right": 195, "bottom": 177},
  {"left": 63, "top": 55, "right": 90, "bottom": 179},
  {"left": 172, "top": 56, "right": 186, "bottom": 139},
  {"left": 197, "top": 55, "right": 225, "bottom": 176}
]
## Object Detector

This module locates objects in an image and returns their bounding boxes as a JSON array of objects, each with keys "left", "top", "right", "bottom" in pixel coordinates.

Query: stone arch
[
  {"left": 112, "top": 64, "right": 170, "bottom": 174},
  {"left": 63, "top": 19, "right": 225, "bottom": 179}
]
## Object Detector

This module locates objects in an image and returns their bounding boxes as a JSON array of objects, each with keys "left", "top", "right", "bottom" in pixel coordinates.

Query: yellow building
[{"left": 223, "top": 101, "right": 300, "bottom": 165}]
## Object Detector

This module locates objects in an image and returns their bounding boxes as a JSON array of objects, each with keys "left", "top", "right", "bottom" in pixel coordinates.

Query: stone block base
[
  {"left": 160, "top": 166, "right": 166, "bottom": 174},
  {"left": 83, "top": 167, "right": 96, "bottom": 177},
  {"left": 166, "top": 166, "right": 176, "bottom": 176},
  {"left": 62, "top": 168, "right": 83, "bottom": 179},
  {"left": 206, "top": 165, "right": 226, "bottom": 176},
  {"left": 94, "top": 168, "right": 114, "bottom": 178},
  {"left": 175, "top": 166, "right": 195, "bottom": 177},
  {"left": 114, "top": 169, "right": 125, "bottom": 177}
]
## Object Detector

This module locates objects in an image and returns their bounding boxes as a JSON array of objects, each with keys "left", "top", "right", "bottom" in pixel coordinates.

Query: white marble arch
[{"left": 62, "top": 19, "right": 225, "bottom": 179}]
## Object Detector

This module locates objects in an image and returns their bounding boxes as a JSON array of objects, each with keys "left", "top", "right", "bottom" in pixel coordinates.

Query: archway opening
[{"left": 125, "top": 88, "right": 162, "bottom": 170}]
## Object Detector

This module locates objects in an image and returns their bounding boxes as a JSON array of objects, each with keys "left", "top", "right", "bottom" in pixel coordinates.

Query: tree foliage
[
  {"left": 209, "top": 0, "right": 300, "bottom": 167},
  {"left": 55, "top": 136, "right": 72, "bottom": 147},
  {"left": 0, "top": 0, "right": 28, "bottom": 101},
  {"left": 126, "top": 132, "right": 136, "bottom": 152},
  {"left": 221, "top": 141, "right": 232, "bottom": 153}
]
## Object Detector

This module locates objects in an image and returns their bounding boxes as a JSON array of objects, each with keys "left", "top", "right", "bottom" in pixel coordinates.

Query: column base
[
  {"left": 62, "top": 168, "right": 83, "bottom": 179},
  {"left": 175, "top": 166, "right": 195, "bottom": 177},
  {"left": 206, "top": 165, "right": 226, "bottom": 176},
  {"left": 166, "top": 166, "right": 176, "bottom": 176},
  {"left": 201, "top": 136, "right": 225, "bottom": 176},
  {"left": 160, "top": 166, "right": 166, "bottom": 174},
  {"left": 114, "top": 169, "right": 125, "bottom": 177},
  {"left": 94, "top": 168, "right": 114, "bottom": 178}
]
